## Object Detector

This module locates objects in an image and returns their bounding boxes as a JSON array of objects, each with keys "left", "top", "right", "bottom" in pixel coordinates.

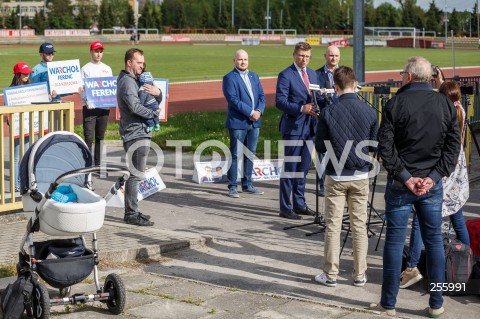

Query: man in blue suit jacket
[
  {"left": 315, "top": 45, "right": 341, "bottom": 196},
  {"left": 223, "top": 49, "right": 266, "bottom": 198},
  {"left": 276, "top": 42, "right": 321, "bottom": 220}
]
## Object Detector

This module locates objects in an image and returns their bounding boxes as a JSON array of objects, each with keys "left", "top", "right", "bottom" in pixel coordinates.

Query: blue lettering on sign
[
  {"left": 58, "top": 74, "right": 73, "bottom": 80},
  {"left": 48, "top": 65, "right": 80, "bottom": 75},
  {"left": 138, "top": 177, "right": 160, "bottom": 194}
]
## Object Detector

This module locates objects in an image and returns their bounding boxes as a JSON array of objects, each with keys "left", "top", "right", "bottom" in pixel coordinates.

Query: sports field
[{"left": 0, "top": 44, "right": 479, "bottom": 89}]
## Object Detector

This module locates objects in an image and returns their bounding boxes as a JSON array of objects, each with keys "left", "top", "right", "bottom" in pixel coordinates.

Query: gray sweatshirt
[{"left": 117, "top": 70, "right": 162, "bottom": 142}]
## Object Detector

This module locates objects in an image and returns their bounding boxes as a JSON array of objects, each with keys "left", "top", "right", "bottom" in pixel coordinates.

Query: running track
[{"left": 41, "top": 66, "right": 480, "bottom": 124}]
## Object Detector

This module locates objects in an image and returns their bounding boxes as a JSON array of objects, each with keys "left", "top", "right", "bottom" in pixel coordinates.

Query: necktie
[{"left": 301, "top": 69, "right": 311, "bottom": 95}]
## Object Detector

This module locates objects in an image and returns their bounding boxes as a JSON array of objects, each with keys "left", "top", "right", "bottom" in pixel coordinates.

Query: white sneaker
[
  {"left": 400, "top": 267, "right": 423, "bottom": 288},
  {"left": 314, "top": 273, "right": 337, "bottom": 287},
  {"left": 353, "top": 274, "right": 367, "bottom": 287}
]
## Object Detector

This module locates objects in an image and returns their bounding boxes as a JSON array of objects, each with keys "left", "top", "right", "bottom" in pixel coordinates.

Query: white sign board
[
  {"left": 192, "top": 159, "right": 283, "bottom": 184},
  {"left": 3, "top": 82, "right": 50, "bottom": 138},
  {"left": 106, "top": 168, "right": 166, "bottom": 208},
  {"left": 47, "top": 59, "right": 83, "bottom": 95}
]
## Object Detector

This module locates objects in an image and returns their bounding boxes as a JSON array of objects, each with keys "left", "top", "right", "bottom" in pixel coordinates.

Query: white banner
[
  {"left": 106, "top": 168, "right": 166, "bottom": 208},
  {"left": 2, "top": 82, "right": 50, "bottom": 138},
  {"left": 192, "top": 159, "right": 283, "bottom": 184},
  {"left": 44, "top": 29, "right": 90, "bottom": 37},
  {"left": 47, "top": 59, "right": 83, "bottom": 95}
]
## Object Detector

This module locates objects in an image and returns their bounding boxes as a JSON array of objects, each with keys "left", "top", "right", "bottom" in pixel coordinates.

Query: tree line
[{"left": 2, "top": 0, "right": 479, "bottom": 37}]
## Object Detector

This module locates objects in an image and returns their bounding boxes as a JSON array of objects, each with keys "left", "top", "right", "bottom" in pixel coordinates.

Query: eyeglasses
[{"left": 399, "top": 71, "right": 408, "bottom": 76}]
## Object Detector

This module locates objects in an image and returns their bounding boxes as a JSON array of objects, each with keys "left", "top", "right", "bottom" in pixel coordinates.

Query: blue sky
[{"left": 373, "top": 0, "right": 478, "bottom": 12}]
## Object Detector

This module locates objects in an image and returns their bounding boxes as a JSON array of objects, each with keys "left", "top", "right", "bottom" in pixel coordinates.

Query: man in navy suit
[
  {"left": 276, "top": 42, "right": 321, "bottom": 219},
  {"left": 223, "top": 49, "right": 266, "bottom": 198},
  {"left": 315, "top": 45, "right": 341, "bottom": 196}
]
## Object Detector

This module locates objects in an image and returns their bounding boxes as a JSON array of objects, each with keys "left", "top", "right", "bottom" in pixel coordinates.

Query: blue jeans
[
  {"left": 381, "top": 178, "right": 444, "bottom": 310},
  {"left": 227, "top": 126, "right": 259, "bottom": 190},
  {"left": 14, "top": 136, "right": 30, "bottom": 188},
  {"left": 407, "top": 208, "right": 470, "bottom": 268},
  {"left": 123, "top": 138, "right": 150, "bottom": 215}
]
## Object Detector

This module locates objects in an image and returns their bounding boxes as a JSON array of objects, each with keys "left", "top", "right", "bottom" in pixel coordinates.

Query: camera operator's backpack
[
  {"left": 443, "top": 234, "right": 474, "bottom": 295},
  {"left": 1, "top": 270, "right": 36, "bottom": 319}
]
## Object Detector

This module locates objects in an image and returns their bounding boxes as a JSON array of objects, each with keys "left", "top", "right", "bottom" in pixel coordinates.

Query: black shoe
[
  {"left": 294, "top": 206, "right": 316, "bottom": 216},
  {"left": 279, "top": 210, "right": 302, "bottom": 220},
  {"left": 139, "top": 213, "right": 151, "bottom": 220},
  {"left": 124, "top": 213, "right": 154, "bottom": 226}
]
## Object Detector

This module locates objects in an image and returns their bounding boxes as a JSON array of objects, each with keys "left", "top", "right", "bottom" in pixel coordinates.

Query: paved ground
[{"left": 1, "top": 141, "right": 480, "bottom": 318}]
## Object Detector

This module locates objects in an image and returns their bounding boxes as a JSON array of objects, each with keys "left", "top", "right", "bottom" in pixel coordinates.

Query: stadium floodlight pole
[
  {"left": 444, "top": 0, "right": 448, "bottom": 44},
  {"left": 477, "top": 0, "right": 479, "bottom": 41},
  {"left": 19, "top": 0, "right": 22, "bottom": 42},
  {"left": 231, "top": 0, "right": 234, "bottom": 29},
  {"left": 353, "top": 0, "right": 365, "bottom": 83}
]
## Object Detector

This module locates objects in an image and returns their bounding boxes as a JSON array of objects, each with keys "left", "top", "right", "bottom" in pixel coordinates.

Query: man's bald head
[
  {"left": 324, "top": 45, "right": 340, "bottom": 70},
  {"left": 233, "top": 49, "right": 249, "bottom": 72}
]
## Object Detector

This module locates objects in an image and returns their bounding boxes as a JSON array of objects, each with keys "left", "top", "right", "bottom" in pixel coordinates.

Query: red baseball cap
[
  {"left": 90, "top": 41, "right": 104, "bottom": 51},
  {"left": 13, "top": 62, "right": 33, "bottom": 75}
]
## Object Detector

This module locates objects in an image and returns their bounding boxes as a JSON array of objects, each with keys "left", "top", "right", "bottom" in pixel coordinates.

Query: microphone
[
  {"left": 324, "top": 82, "right": 334, "bottom": 106},
  {"left": 308, "top": 84, "right": 321, "bottom": 113}
]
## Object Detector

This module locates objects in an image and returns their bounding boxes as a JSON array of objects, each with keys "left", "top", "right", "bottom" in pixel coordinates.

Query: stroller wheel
[
  {"left": 103, "top": 273, "right": 126, "bottom": 315},
  {"left": 32, "top": 280, "right": 50, "bottom": 319},
  {"left": 59, "top": 286, "right": 71, "bottom": 298}
]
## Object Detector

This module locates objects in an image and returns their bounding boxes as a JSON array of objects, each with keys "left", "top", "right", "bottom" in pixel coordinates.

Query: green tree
[
  {"left": 449, "top": 9, "right": 461, "bottom": 35},
  {"left": 47, "top": 0, "right": 75, "bottom": 29},
  {"left": 98, "top": 0, "right": 115, "bottom": 30},
  {"left": 472, "top": 3, "right": 479, "bottom": 37},
  {"left": 425, "top": 1, "right": 442, "bottom": 34},
  {"left": 375, "top": 2, "right": 400, "bottom": 27},
  {"left": 32, "top": 9, "right": 48, "bottom": 34},
  {"left": 75, "top": 0, "right": 98, "bottom": 29}
]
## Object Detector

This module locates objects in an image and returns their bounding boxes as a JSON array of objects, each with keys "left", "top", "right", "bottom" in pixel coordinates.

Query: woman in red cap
[
  {"left": 10, "top": 62, "right": 33, "bottom": 86},
  {"left": 9, "top": 62, "right": 33, "bottom": 191}
]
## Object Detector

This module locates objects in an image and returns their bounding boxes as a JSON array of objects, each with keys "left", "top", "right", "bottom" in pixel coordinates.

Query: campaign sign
[
  {"left": 3, "top": 82, "right": 50, "bottom": 138},
  {"left": 192, "top": 161, "right": 228, "bottom": 184},
  {"left": 252, "top": 159, "right": 283, "bottom": 181},
  {"left": 116, "top": 78, "right": 169, "bottom": 122},
  {"left": 106, "top": 168, "right": 166, "bottom": 208},
  {"left": 84, "top": 76, "right": 118, "bottom": 108},
  {"left": 47, "top": 59, "right": 83, "bottom": 95},
  {"left": 153, "top": 78, "right": 168, "bottom": 122}
]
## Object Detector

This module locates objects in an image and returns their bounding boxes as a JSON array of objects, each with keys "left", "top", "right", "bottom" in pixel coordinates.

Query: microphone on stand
[
  {"left": 324, "top": 82, "right": 334, "bottom": 106},
  {"left": 309, "top": 84, "right": 321, "bottom": 113}
]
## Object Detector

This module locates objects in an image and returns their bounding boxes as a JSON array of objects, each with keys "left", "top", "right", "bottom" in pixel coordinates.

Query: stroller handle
[{"left": 47, "top": 166, "right": 130, "bottom": 198}]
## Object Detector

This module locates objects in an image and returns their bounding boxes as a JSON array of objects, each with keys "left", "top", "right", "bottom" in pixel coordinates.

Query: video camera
[
  {"left": 460, "top": 85, "right": 474, "bottom": 95},
  {"left": 373, "top": 86, "right": 391, "bottom": 95}
]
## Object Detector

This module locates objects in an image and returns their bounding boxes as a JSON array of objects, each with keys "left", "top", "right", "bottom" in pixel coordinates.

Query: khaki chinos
[{"left": 323, "top": 175, "right": 369, "bottom": 280}]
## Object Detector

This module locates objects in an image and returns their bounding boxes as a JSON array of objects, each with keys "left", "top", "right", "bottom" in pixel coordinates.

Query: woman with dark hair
[
  {"left": 400, "top": 79, "right": 470, "bottom": 290},
  {"left": 9, "top": 62, "right": 33, "bottom": 191}
]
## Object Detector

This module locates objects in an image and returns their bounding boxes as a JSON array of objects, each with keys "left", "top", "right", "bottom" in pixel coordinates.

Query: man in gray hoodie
[{"left": 117, "top": 48, "right": 162, "bottom": 226}]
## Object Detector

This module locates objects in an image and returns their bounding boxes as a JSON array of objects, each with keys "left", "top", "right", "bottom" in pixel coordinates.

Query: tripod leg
[
  {"left": 375, "top": 217, "right": 386, "bottom": 251},
  {"left": 467, "top": 120, "right": 480, "bottom": 158}
]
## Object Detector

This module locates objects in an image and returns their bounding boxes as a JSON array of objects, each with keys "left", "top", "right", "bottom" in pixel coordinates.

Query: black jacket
[
  {"left": 315, "top": 93, "right": 378, "bottom": 176},
  {"left": 378, "top": 82, "right": 460, "bottom": 183}
]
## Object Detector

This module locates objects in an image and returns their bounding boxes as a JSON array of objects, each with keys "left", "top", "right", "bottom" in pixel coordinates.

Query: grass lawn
[
  {"left": 74, "top": 106, "right": 284, "bottom": 157},
  {"left": 1, "top": 44, "right": 479, "bottom": 89},
  {"left": 14, "top": 43, "right": 480, "bottom": 155}
]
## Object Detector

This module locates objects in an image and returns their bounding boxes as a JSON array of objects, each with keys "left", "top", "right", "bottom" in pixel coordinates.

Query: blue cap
[
  {"left": 39, "top": 43, "right": 55, "bottom": 54},
  {"left": 139, "top": 72, "right": 154, "bottom": 85}
]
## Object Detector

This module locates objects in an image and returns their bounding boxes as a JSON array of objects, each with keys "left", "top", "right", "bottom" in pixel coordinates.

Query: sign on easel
[
  {"left": 106, "top": 168, "right": 166, "bottom": 207},
  {"left": 192, "top": 159, "right": 283, "bottom": 184}
]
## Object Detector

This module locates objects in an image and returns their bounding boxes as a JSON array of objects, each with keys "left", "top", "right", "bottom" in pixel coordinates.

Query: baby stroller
[{"left": 16, "top": 131, "right": 130, "bottom": 318}]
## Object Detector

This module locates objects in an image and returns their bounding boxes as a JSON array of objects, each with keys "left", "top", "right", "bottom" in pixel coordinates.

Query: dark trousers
[
  {"left": 83, "top": 107, "right": 110, "bottom": 166},
  {"left": 123, "top": 138, "right": 150, "bottom": 215}
]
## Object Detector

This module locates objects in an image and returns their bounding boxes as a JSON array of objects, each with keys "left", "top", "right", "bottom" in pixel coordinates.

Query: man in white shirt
[{"left": 80, "top": 41, "right": 113, "bottom": 167}]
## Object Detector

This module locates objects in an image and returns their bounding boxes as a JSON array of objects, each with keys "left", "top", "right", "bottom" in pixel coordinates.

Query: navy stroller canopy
[{"left": 20, "top": 132, "right": 93, "bottom": 195}]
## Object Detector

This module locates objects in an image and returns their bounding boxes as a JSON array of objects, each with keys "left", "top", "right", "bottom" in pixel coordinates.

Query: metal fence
[{"left": 0, "top": 102, "right": 75, "bottom": 213}]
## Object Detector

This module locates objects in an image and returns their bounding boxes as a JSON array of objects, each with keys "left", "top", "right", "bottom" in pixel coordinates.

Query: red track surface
[{"left": 4, "top": 67, "right": 480, "bottom": 125}]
